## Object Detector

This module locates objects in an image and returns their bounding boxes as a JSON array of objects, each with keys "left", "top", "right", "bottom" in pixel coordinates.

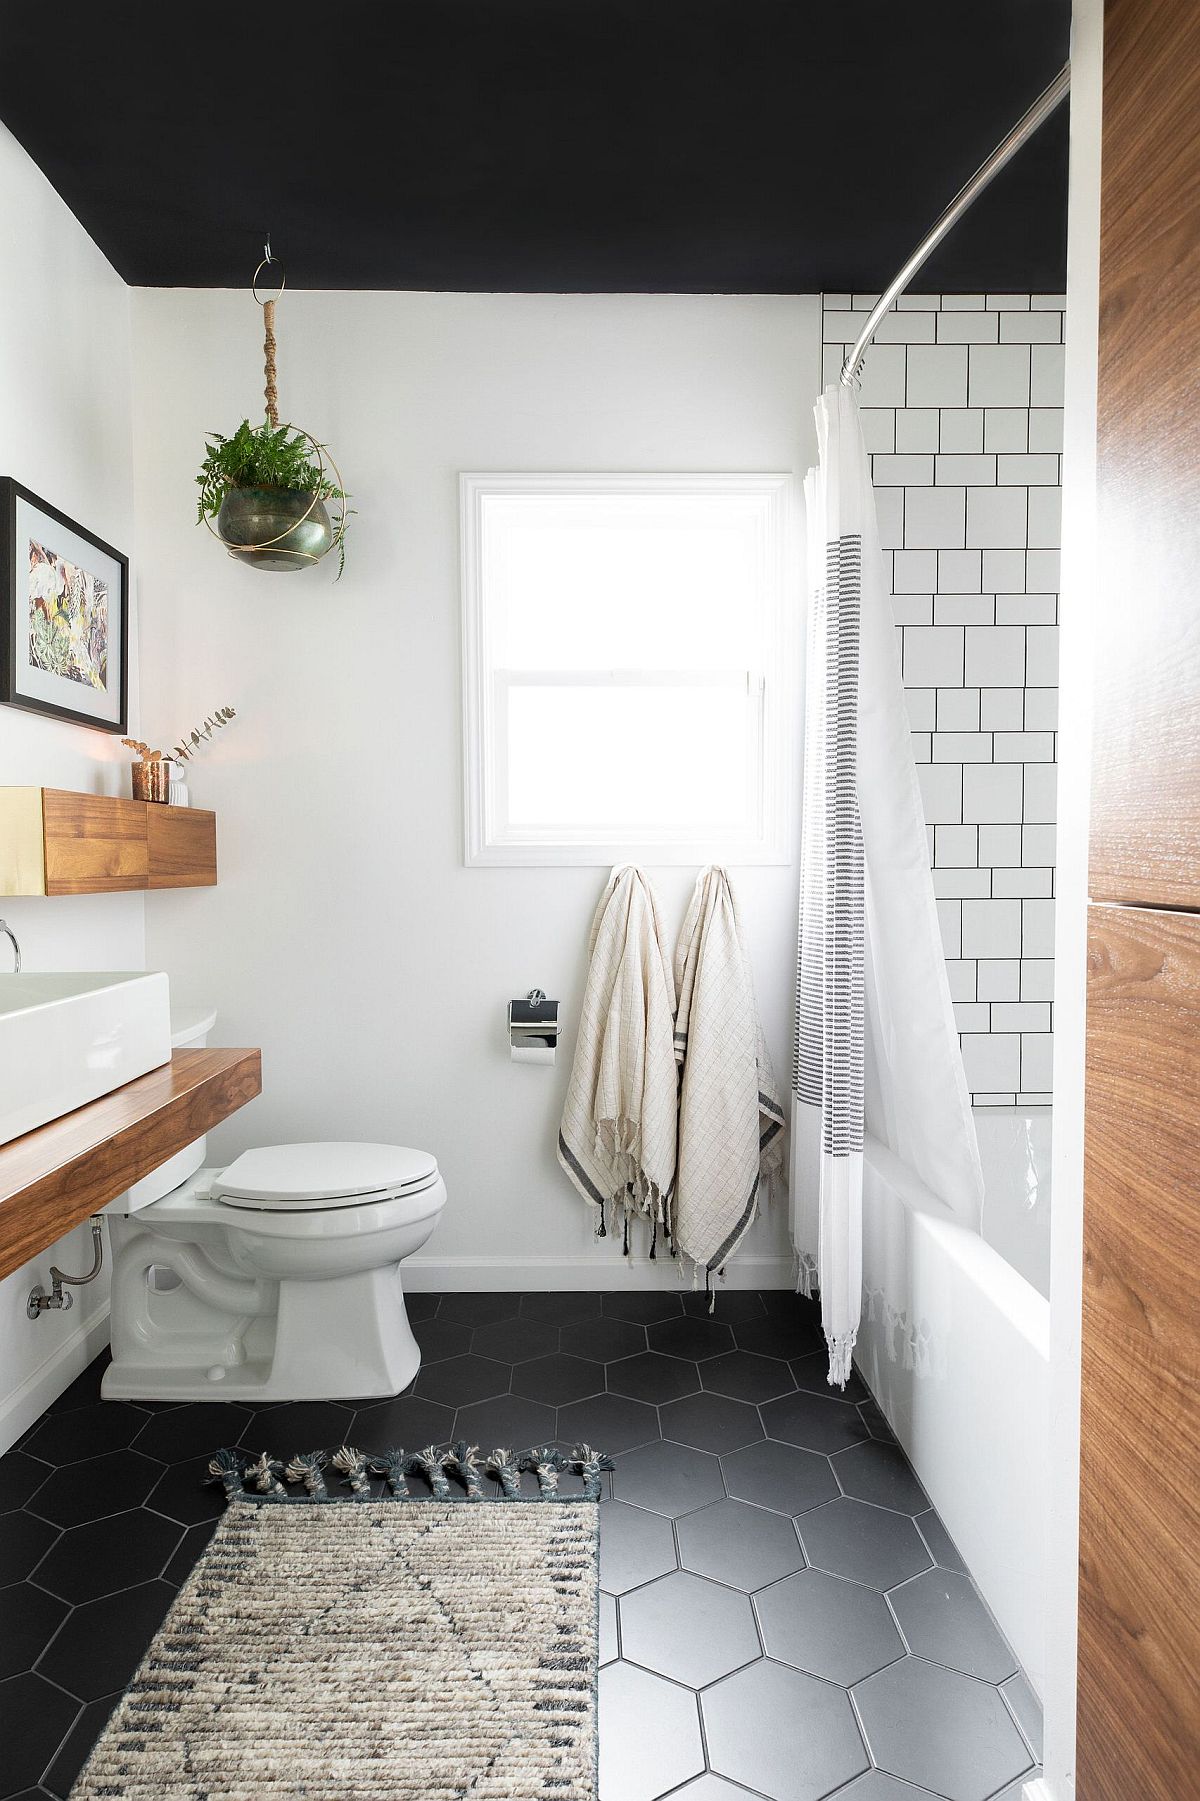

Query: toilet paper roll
[{"left": 511, "top": 1043, "right": 555, "bottom": 1065}]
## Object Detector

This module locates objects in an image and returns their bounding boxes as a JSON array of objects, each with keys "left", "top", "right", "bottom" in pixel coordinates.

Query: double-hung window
[{"left": 461, "top": 473, "right": 792, "bottom": 865}]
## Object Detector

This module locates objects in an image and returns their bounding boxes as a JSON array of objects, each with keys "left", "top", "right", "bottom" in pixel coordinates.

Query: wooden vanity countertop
[{"left": 0, "top": 1047, "right": 262, "bottom": 1280}]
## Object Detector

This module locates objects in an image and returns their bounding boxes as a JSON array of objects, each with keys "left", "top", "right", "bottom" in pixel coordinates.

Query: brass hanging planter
[{"left": 196, "top": 248, "right": 350, "bottom": 575}]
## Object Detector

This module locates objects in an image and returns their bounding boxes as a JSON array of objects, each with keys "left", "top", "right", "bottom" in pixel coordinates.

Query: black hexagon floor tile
[
  {"left": 510, "top": 1354, "right": 605, "bottom": 1407},
  {"left": 887, "top": 1568, "right": 1018, "bottom": 1683},
  {"left": 144, "top": 1454, "right": 228, "bottom": 1527},
  {"left": 469, "top": 1317, "right": 559, "bottom": 1363},
  {"left": 759, "top": 1388, "right": 870, "bottom": 1455},
  {"left": 2, "top": 1298, "right": 1039, "bottom": 1801},
  {"left": 606, "top": 1351, "right": 700, "bottom": 1404},
  {"left": 437, "top": 1292, "right": 522, "bottom": 1326},
  {"left": 755, "top": 1568, "right": 906, "bottom": 1684},
  {"left": 599, "top": 1661, "right": 704, "bottom": 1801},
  {"left": 411, "top": 1318, "right": 475, "bottom": 1363},
  {"left": 132, "top": 1403, "right": 251, "bottom": 1465},
  {"left": 647, "top": 1316, "right": 735, "bottom": 1361},
  {"left": 790, "top": 1351, "right": 870, "bottom": 1403},
  {"left": 452, "top": 1395, "right": 557, "bottom": 1452},
  {"left": 703, "top": 1658, "right": 870, "bottom": 1801},
  {"left": 22, "top": 1402, "right": 146, "bottom": 1466},
  {"left": 161, "top": 1518, "right": 220, "bottom": 1587},
  {"left": 42, "top": 1694, "right": 120, "bottom": 1799},
  {"left": 557, "top": 1392, "right": 660, "bottom": 1455},
  {"left": 402, "top": 1292, "right": 440, "bottom": 1321},
  {"left": 681, "top": 1289, "right": 766, "bottom": 1322},
  {"left": 351, "top": 1395, "right": 456, "bottom": 1450},
  {"left": 558, "top": 1316, "right": 646, "bottom": 1362},
  {"left": 0, "top": 1512, "right": 58, "bottom": 1585},
  {"left": 701, "top": 1350, "right": 795, "bottom": 1404},
  {"left": 620, "top": 1570, "right": 761, "bottom": 1687},
  {"left": 37, "top": 1579, "right": 178, "bottom": 1702},
  {"left": 238, "top": 1402, "right": 355, "bottom": 1457},
  {"left": 29, "top": 1450, "right": 163, "bottom": 1529},
  {"left": 598, "top": 1499, "right": 679, "bottom": 1594},
  {"left": 612, "top": 1440, "right": 724, "bottom": 1517},
  {"left": 733, "top": 1315, "right": 826, "bottom": 1361},
  {"left": 833, "top": 1441, "right": 931, "bottom": 1515},
  {"left": 33, "top": 1509, "right": 183, "bottom": 1605},
  {"left": 796, "top": 1498, "right": 932, "bottom": 1590},
  {"left": 0, "top": 1452, "right": 51, "bottom": 1515},
  {"left": 658, "top": 1391, "right": 764, "bottom": 1454},
  {"left": 676, "top": 1498, "right": 805, "bottom": 1593},
  {"left": 601, "top": 1290, "right": 684, "bottom": 1324},
  {"left": 0, "top": 1672, "right": 81, "bottom": 1797},
  {"left": 852, "top": 1656, "right": 1032, "bottom": 1801},
  {"left": 412, "top": 1355, "right": 511, "bottom": 1407},
  {"left": 0, "top": 1582, "right": 69, "bottom": 1680},
  {"left": 520, "top": 1292, "right": 603, "bottom": 1326},
  {"left": 722, "top": 1440, "right": 839, "bottom": 1516}
]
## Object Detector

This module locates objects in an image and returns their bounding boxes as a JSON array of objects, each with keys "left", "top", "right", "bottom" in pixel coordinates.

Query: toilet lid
[{"left": 213, "top": 1142, "right": 439, "bottom": 1209}]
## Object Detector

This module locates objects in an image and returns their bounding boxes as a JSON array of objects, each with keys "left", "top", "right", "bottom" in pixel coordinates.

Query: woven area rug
[{"left": 71, "top": 1444, "right": 602, "bottom": 1800}]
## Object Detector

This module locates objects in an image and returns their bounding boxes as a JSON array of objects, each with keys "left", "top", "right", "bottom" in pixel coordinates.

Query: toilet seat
[{"left": 213, "top": 1142, "right": 441, "bottom": 1212}]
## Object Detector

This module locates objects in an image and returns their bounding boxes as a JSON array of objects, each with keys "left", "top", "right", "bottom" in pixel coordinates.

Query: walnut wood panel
[
  {"left": 1089, "top": 0, "right": 1200, "bottom": 906},
  {"left": 42, "top": 789, "right": 148, "bottom": 894},
  {"left": 146, "top": 805, "right": 217, "bottom": 888},
  {"left": 1079, "top": 905, "right": 1200, "bottom": 1798},
  {"left": 0, "top": 788, "right": 218, "bottom": 893},
  {"left": 0, "top": 1047, "right": 261, "bottom": 1280}
]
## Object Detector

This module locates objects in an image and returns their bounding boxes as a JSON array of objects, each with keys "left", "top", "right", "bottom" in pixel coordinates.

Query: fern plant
[{"left": 196, "top": 420, "right": 350, "bottom": 573}]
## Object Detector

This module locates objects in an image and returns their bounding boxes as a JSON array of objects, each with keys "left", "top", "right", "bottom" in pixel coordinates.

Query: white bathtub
[{"left": 855, "top": 1108, "right": 1050, "bottom": 1695}]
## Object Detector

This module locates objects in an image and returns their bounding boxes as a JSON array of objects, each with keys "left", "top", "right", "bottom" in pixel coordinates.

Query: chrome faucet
[{"left": 0, "top": 919, "right": 20, "bottom": 972}]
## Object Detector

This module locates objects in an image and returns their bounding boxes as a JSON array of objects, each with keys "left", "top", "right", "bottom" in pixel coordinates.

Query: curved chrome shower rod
[{"left": 841, "top": 61, "right": 1072, "bottom": 387}]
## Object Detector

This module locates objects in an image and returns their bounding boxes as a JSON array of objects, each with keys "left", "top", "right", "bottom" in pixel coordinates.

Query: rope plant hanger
[{"left": 195, "top": 244, "right": 350, "bottom": 576}]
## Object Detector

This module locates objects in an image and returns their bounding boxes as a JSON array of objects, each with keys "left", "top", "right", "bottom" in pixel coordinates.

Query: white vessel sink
[{"left": 0, "top": 972, "right": 172, "bottom": 1147}]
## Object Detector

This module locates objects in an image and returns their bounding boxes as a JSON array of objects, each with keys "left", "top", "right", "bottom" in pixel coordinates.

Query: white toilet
[{"left": 101, "top": 1010, "right": 446, "bottom": 1403}]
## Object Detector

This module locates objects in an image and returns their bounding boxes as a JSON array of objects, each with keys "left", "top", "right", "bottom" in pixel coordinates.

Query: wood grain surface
[
  {"left": 0, "top": 1048, "right": 261, "bottom": 1280},
  {"left": 146, "top": 805, "right": 217, "bottom": 888},
  {"left": 1078, "top": 904, "right": 1200, "bottom": 1797},
  {"left": 42, "top": 789, "right": 148, "bottom": 894},
  {"left": 1089, "top": 0, "right": 1200, "bottom": 907}
]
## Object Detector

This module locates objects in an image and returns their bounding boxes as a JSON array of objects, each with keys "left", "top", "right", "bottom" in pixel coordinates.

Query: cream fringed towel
[
  {"left": 557, "top": 866, "right": 678, "bottom": 1249},
  {"left": 674, "top": 866, "right": 785, "bottom": 1277}
]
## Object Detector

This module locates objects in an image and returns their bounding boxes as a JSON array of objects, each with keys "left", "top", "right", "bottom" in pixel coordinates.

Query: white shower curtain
[{"left": 792, "top": 383, "right": 984, "bottom": 1387}]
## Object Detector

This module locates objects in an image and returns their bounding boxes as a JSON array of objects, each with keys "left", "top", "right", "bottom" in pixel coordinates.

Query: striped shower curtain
[{"left": 792, "top": 383, "right": 983, "bottom": 1388}]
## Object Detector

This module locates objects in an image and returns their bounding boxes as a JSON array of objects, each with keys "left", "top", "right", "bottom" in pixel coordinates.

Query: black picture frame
[{"left": 0, "top": 476, "right": 129, "bottom": 734}]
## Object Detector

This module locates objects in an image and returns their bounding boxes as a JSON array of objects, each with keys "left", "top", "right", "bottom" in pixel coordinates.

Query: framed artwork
[{"left": 0, "top": 477, "right": 128, "bottom": 732}]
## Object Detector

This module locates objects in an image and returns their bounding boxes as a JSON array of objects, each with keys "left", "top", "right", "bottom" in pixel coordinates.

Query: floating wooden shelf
[
  {"left": 0, "top": 787, "right": 216, "bottom": 895},
  {"left": 0, "top": 1047, "right": 261, "bottom": 1280}
]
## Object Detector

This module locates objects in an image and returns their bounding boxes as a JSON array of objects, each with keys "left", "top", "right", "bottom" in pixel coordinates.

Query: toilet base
[{"left": 102, "top": 1261, "right": 422, "bottom": 1403}]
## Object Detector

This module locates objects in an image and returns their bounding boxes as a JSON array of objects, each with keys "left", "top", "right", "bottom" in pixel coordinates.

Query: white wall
[
  {"left": 0, "top": 124, "right": 141, "bottom": 1447},
  {"left": 132, "top": 289, "right": 821, "bottom": 1288},
  {"left": 1038, "top": 3, "right": 1102, "bottom": 1795}
]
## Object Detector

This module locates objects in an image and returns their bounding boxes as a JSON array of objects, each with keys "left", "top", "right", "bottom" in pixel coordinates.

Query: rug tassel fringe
[{"left": 206, "top": 1442, "right": 617, "bottom": 1505}]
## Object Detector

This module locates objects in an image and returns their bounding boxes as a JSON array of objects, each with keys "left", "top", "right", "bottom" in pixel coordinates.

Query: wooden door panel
[
  {"left": 1078, "top": 903, "right": 1200, "bottom": 1798},
  {"left": 1090, "top": 0, "right": 1200, "bottom": 908}
]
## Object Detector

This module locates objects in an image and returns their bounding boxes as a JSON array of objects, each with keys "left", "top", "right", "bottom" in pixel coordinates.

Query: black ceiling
[{"left": 0, "top": 2, "right": 1070, "bottom": 293}]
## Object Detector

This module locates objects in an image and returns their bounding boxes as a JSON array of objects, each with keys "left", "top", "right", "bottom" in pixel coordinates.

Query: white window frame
[{"left": 460, "top": 471, "right": 795, "bottom": 868}]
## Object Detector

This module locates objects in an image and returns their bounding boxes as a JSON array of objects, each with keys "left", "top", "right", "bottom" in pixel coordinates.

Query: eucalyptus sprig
[{"left": 173, "top": 706, "right": 237, "bottom": 763}]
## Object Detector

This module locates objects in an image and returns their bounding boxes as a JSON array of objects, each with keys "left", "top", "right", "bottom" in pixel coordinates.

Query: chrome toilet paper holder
[{"left": 508, "top": 988, "right": 560, "bottom": 1052}]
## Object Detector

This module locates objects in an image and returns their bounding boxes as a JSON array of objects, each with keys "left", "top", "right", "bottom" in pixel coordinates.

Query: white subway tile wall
[{"left": 822, "top": 292, "right": 1062, "bottom": 1104}]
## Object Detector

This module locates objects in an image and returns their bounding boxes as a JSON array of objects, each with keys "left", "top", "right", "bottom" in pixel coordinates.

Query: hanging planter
[{"left": 196, "top": 250, "right": 350, "bottom": 576}]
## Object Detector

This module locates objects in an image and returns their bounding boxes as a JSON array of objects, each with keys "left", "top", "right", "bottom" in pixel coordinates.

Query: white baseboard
[
  {"left": 402, "top": 1254, "right": 797, "bottom": 1292},
  {"left": 1022, "top": 1779, "right": 1052, "bottom": 1800},
  {"left": 0, "top": 1302, "right": 111, "bottom": 1456}
]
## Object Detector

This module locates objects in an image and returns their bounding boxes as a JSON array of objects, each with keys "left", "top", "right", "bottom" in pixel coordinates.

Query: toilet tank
[{"left": 105, "top": 1004, "right": 219, "bottom": 1215}]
